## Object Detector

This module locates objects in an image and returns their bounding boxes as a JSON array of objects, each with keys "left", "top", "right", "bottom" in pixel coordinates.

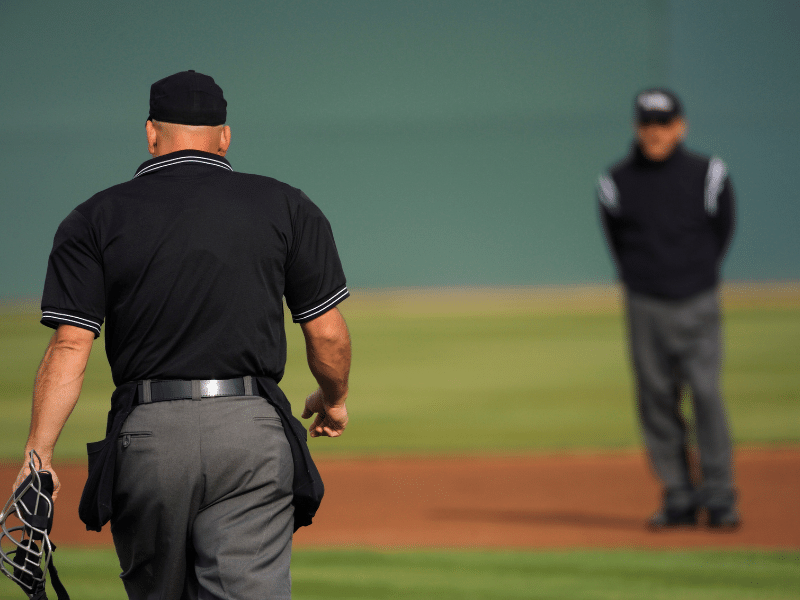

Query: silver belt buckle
[{"left": 201, "top": 379, "right": 222, "bottom": 397}]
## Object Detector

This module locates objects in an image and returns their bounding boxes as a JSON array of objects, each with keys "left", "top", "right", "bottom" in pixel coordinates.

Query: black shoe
[
  {"left": 707, "top": 506, "right": 740, "bottom": 529},
  {"left": 647, "top": 506, "right": 698, "bottom": 529}
]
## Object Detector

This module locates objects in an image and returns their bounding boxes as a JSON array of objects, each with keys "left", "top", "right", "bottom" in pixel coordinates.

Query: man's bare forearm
[
  {"left": 25, "top": 325, "right": 94, "bottom": 463},
  {"left": 300, "top": 307, "right": 351, "bottom": 406}
]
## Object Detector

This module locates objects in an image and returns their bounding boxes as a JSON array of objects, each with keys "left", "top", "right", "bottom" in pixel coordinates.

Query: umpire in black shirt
[
  {"left": 14, "top": 71, "right": 352, "bottom": 599},
  {"left": 598, "top": 89, "right": 738, "bottom": 529}
]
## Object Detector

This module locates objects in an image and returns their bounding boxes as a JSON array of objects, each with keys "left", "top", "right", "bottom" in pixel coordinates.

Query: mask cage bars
[{"left": 0, "top": 450, "right": 54, "bottom": 599}]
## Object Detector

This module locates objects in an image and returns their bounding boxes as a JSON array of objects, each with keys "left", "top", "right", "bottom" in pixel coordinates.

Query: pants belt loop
[
  {"left": 243, "top": 376, "right": 253, "bottom": 396},
  {"left": 141, "top": 380, "right": 152, "bottom": 404},
  {"left": 191, "top": 380, "right": 202, "bottom": 400}
]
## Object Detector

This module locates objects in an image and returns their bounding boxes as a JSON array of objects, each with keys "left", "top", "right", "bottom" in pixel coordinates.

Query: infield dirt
[{"left": 3, "top": 447, "right": 798, "bottom": 550}]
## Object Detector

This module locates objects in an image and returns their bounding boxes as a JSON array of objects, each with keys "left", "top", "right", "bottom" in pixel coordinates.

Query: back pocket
[{"left": 118, "top": 431, "right": 152, "bottom": 449}]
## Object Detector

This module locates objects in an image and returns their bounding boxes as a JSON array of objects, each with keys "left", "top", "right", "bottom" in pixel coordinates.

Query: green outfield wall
[{"left": 1, "top": 1, "right": 798, "bottom": 296}]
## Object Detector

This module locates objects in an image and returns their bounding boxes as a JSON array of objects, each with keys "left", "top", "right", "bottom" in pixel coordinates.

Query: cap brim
[{"left": 637, "top": 110, "right": 680, "bottom": 123}]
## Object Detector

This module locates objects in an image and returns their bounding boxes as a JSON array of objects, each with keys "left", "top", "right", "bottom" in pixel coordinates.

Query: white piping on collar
[{"left": 134, "top": 155, "right": 233, "bottom": 178}]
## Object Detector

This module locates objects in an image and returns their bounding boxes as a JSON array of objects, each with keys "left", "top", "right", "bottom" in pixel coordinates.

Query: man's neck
[
  {"left": 635, "top": 143, "right": 682, "bottom": 166},
  {"left": 151, "top": 143, "right": 226, "bottom": 158}
]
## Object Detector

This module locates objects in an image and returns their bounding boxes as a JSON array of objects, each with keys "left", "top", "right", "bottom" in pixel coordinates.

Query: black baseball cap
[
  {"left": 148, "top": 70, "right": 227, "bottom": 126},
  {"left": 634, "top": 88, "right": 683, "bottom": 124}
]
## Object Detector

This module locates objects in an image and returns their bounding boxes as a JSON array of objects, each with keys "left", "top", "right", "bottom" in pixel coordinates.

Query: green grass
[
  {"left": 1, "top": 299, "right": 798, "bottom": 600},
  {"left": 0, "top": 300, "right": 798, "bottom": 460},
  {"left": 2, "top": 548, "right": 797, "bottom": 600}
]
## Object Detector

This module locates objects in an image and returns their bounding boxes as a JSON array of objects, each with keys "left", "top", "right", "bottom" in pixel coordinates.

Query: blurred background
[
  {"left": 1, "top": 0, "right": 799, "bottom": 465},
  {"left": 1, "top": 3, "right": 799, "bottom": 598},
  {"left": 1, "top": 0, "right": 798, "bottom": 295}
]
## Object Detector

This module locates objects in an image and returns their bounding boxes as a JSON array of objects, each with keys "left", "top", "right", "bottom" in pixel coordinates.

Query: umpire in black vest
[
  {"left": 14, "top": 70, "right": 352, "bottom": 599},
  {"left": 598, "top": 89, "right": 738, "bottom": 529}
]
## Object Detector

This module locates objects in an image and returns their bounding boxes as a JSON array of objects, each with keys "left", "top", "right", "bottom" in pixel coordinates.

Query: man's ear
[
  {"left": 676, "top": 117, "right": 687, "bottom": 142},
  {"left": 146, "top": 120, "right": 158, "bottom": 157},
  {"left": 217, "top": 125, "right": 231, "bottom": 157}
]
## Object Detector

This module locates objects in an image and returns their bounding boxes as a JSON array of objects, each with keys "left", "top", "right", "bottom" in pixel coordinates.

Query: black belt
[{"left": 136, "top": 377, "right": 254, "bottom": 404}]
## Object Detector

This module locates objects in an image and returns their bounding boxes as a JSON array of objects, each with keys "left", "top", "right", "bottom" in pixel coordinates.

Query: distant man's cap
[
  {"left": 635, "top": 88, "right": 683, "bottom": 124},
  {"left": 148, "top": 70, "right": 227, "bottom": 126}
]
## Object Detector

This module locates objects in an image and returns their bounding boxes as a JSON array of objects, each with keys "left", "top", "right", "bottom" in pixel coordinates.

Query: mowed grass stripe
[
  {"left": 0, "top": 295, "right": 798, "bottom": 459},
  {"left": 4, "top": 548, "right": 797, "bottom": 600}
]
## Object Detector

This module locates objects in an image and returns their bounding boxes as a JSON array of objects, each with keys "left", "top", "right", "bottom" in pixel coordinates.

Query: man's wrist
[
  {"left": 320, "top": 386, "right": 348, "bottom": 408},
  {"left": 24, "top": 444, "right": 54, "bottom": 465}
]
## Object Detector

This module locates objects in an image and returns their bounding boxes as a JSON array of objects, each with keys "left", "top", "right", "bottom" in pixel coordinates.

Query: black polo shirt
[{"left": 41, "top": 149, "right": 348, "bottom": 386}]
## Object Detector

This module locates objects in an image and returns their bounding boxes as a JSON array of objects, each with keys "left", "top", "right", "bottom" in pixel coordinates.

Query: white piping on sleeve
[
  {"left": 41, "top": 311, "right": 102, "bottom": 334},
  {"left": 292, "top": 287, "right": 350, "bottom": 322}
]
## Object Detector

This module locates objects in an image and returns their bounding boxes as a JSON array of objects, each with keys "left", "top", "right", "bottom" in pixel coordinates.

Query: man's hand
[
  {"left": 301, "top": 388, "right": 348, "bottom": 437},
  {"left": 13, "top": 456, "right": 61, "bottom": 501}
]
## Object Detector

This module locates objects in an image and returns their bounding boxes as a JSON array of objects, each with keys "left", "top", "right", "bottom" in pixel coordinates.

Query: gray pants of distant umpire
[
  {"left": 625, "top": 288, "right": 736, "bottom": 511},
  {"left": 110, "top": 395, "right": 294, "bottom": 600}
]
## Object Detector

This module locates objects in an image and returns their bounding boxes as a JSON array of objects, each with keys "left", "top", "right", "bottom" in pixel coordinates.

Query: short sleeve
[
  {"left": 284, "top": 192, "right": 349, "bottom": 323},
  {"left": 40, "top": 209, "right": 105, "bottom": 338}
]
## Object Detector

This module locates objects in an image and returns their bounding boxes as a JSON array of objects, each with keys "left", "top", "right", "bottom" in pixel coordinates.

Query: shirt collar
[
  {"left": 632, "top": 142, "right": 685, "bottom": 168},
  {"left": 133, "top": 149, "right": 233, "bottom": 178}
]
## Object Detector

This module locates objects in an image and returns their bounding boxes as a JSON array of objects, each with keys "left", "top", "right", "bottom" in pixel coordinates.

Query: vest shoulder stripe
[
  {"left": 597, "top": 173, "right": 620, "bottom": 213},
  {"left": 704, "top": 156, "right": 728, "bottom": 216}
]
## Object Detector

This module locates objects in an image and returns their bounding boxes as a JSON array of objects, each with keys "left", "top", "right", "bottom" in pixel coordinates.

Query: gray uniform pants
[
  {"left": 110, "top": 395, "right": 294, "bottom": 600},
  {"left": 625, "top": 288, "right": 735, "bottom": 511}
]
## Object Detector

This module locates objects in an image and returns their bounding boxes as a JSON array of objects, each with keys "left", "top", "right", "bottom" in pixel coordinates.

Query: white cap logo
[{"left": 638, "top": 92, "right": 673, "bottom": 112}]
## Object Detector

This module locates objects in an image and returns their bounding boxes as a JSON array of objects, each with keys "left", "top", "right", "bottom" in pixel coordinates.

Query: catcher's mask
[{"left": 0, "top": 451, "right": 69, "bottom": 600}]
